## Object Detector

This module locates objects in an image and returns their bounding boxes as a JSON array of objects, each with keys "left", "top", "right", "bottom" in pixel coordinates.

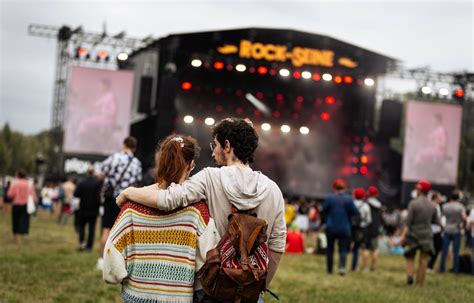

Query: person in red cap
[
  {"left": 350, "top": 188, "right": 371, "bottom": 271},
  {"left": 322, "top": 178, "right": 358, "bottom": 275},
  {"left": 362, "top": 186, "right": 383, "bottom": 271},
  {"left": 400, "top": 180, "right": 440, "bottom": 286}
]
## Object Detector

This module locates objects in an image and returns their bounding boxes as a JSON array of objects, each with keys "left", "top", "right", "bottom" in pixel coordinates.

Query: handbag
[
  {"left": 104, "top": 156, "right": 133, "bottom": 199},
  {"left": 27, "top": 194, "right": 36, "bottom": 214}
]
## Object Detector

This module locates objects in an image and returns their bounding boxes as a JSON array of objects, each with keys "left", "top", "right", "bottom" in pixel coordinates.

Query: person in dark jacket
[
  {"left": 323, "top": 179, "right": 358, "bottom": 275},
  {"left": 74, "top": 166, "right": 102, "bottom": 251}
]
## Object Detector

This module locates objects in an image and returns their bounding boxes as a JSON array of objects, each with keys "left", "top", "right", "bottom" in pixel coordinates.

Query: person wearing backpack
[
  {"left": 117, "top": 118, "right": 286, "bottom": 303},
  {"left": 351, "top": 188, "right": 372, "bottom": 271},
  {"left": 361, "top": 186, "right": 383, "bottom": 272},
  {"left": 322, "top": 179, "right": 359, "bottom": 276}
]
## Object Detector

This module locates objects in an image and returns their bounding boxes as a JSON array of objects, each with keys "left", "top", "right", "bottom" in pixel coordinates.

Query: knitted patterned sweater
[{"left": 103, "top": 200, "right": 218, "bottom": 303}]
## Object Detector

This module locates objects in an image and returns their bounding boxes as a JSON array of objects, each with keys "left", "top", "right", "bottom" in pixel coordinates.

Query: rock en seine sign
[{"left": 217, "top": 40, "right": 358, "bottom": 69}]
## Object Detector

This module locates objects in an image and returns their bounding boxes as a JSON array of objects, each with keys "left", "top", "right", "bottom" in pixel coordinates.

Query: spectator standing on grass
[
  {"left": 40, "top": 182, "right": 55, "bottom": 216},
  {"left": 427, "top": 191, "right": 443, "bottom": 273},
  {"left": 323, "top": 178, "right": 358, "bottom": 276},
  {"left": 7, "top": 170, "right": 37, "bottom": 246},
  {"left": 351, "top": 188, "right": 371, "bottom": 271},
  {"left": 401, "top": 180, "right": 439, "bottom": 286},
  {"left": 468, "top": 207, "right": 474, "bottom": 275},
  {"left": 74, "top": 167, "right": 102, "bottom": 251},
  {"left": 96, "top": 136, "right": 142, "bottom": 270},
  {"left": 103, "top": 135, "right": 219, "bottom": 302},
  {"left": 362, "top": 186, "right": 383, "bottom": 272},
  {"left": 58, "top": 176, "right": 76, "bottom": 225},
  {"left": 439, "top": 191, "right": 467, "bottom": 274}
]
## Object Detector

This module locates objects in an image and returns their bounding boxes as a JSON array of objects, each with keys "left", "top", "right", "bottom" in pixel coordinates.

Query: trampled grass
[{"left": 0, "top": 211, "right": 472, "bottom": 303}]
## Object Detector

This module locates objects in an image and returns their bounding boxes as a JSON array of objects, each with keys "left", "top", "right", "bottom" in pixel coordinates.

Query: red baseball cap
[
  {"left": 416, "top": 180, "right": 431, "bottom": 194},
  {"left": 353, "top": 188, "right": 366, "bottom": 200},
  {"left": 332, "top": 178, "right": 347, "bottom": 190},
  {"left": 367, "top": 186, "right": 379, "bottom": 197}
]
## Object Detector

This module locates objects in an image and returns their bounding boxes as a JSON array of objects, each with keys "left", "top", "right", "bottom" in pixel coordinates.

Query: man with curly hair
[{"left": 117, "top": 118, "right": 286, "bottom": 300}]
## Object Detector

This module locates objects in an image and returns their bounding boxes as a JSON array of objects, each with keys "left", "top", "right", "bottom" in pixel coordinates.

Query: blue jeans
[
  {"left": 326, "top": 233, "right": 350, "bottom": 273},
  {"left": 439, "top": 233, "right": 461, "bottom": 273}
]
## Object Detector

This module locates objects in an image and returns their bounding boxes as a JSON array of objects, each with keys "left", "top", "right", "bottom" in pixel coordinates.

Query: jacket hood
[
  {"left": 367, "top": 197, "right": 382, "bottom": 208},
  {"left": 219, "top": 166, "right": 271, "bottom": 210}
]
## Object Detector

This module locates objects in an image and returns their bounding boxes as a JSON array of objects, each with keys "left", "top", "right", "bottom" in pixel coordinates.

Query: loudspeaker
[
  {"left": 379, "top": 99, "right": 403, "bottom": 139},
  {"left": 137, "top": 76, "right": 153, "bottom": 113}
]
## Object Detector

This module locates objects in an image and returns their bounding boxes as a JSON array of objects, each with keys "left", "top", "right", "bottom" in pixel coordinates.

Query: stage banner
[
  {"left": 402, "top": 100, "right": 462, "bottom": 185},
  {"left": 63, "top": 66, "right": 135, "bottom": 155}
]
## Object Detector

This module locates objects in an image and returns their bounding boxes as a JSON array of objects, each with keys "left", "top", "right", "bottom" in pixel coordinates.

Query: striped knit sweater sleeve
[{"left": 103, "top": 210, "right": 130, "bottom": 284}]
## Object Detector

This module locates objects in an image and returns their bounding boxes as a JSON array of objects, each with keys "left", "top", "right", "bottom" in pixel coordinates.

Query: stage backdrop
[
  {"left": 63, "top": 66, "right": 135, "bottom": 155},
  {"left": 402, "top": 100, "right": 462, "bottom": 185}
]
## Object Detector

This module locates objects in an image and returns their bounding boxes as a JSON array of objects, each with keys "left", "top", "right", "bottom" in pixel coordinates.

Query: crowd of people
[
  {"left": 283, "top": 178, "right": 474, "bottom": 285},
  {"left": 1, "top": 117, "right": 473, "bottom": 302}
]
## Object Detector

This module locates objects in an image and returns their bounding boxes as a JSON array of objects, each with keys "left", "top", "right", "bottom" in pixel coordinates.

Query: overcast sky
[{"left": 1, "top": 0, "right": 472, "bottom": 134}]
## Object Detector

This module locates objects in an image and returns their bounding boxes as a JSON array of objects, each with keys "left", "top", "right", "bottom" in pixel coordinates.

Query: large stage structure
[
  {"left": 29, "top": 24, "right": 473, "bottom": 203},
  {"left": 125, "top": 28, "right": 399, "bottom": 198}
]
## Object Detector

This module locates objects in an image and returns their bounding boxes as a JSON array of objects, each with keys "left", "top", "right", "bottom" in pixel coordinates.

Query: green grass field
[{"left": 1, "top": 211, "right": 473, "bottom": 303}]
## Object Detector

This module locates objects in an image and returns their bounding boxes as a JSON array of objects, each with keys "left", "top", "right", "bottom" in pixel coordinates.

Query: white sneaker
[
  {"left": 96, "top": 258, "right": 104, "bottom": 271},
  {"left": 427, "top": 268, "right": 434, "bottom": 274}
]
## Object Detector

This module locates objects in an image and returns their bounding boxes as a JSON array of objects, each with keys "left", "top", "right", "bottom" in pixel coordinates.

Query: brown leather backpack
[{"left": 199, "top": 206, "right": 269, "bottom": 303}]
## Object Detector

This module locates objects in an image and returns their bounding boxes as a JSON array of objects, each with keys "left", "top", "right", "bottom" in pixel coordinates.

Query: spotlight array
[{"left": 189, "top": 59, "right": 376, "bottom": 86}]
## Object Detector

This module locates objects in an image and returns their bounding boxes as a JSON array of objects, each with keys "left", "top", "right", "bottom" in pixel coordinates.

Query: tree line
[{"left": 0, "top": 123, "right": 52, "bottom": 176}]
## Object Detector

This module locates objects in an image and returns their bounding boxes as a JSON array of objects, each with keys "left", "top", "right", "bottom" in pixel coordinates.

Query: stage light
[
  {"left": 257, "top": 66, "right": 268, "bottom": 75},
  {"left": 214, "top": 62, "right": 224, "bottom": 70},
  {"left": 256, "top": 92, "right": 264, "bottom": 99},
  {"left": 293, "top": 71, "right": 301, "bottom": 79},
  {"left": 181, "top": 82, "right": 192, "bottom": 90},
  {"left": 236, "top": 64, "right": 246, "bottom": 72},
  {"left": 344, "top": 76, "right": 353, "bottom": 84},
  {"left": 191, "top": 59, "right": 202, "bottom": 67},
  {"left": 301, "top": 71, "right": 312, "bottom": 79},
  {"left": 439, "top": 88, "right": 449, "bottom": 96},
  {"left": 352, "top": 167, "right": 359, "bottom": 174},
  {"left": 205, "top": 117, "right": 215, "bottom": 126},
  {"left": 360, "top": 166, "right": 368, "bottom": 175},
  {"left": 454, "top": 89, "right": 465, "bottom": 99},
  {"left": 325, "top": 96, "right": 335, "bottom": 104},
  {"left": 226, "top": 64, "right": 233, "bottom": 71},
  {"left": 334, "top": 76, "right": 342, "bottom": 84},
  {"left": 261, "top": 123, "right": 271, "bottom": 131},
  {"left": 183, "top": 115, "right": 194, "bottom": 124},
  {"left": 296, "top": 96, "right": 304, "bottom": 103},
  {"left": 421, "top": 86, "right": 432, "bottom": 94},
  {"left": 320, "top": 112, "right": 330, "bottom": 120},
  {"left": 312, "top": 73, "right": 321, "bottom": 81},
  {"left": 299, "top": 126, "right": 310, "bottom": 135},
  {"left": 248, "top": 67, "right": 256, "bottom": 73},
  {"left": 281, "top": 125, "right": 291, "bottom": 133},
  {"left": 360, "top": 155, "right": 368, "bottom": 164},
  {"left": 364, "top": 78, "right": 375, "bottom": 86},
  {"left": 97, "top": 50, "right": 108, "bottom": 59},
  {"left": 279, "top": 69, "right": 290, "bottom": 77},
  {"left": 75, "top": 47, "right": 89, "bottom": 59},
  {"left": 322, "top": 73, "right": 332, "bottom": 81},
  {"left": 273, "top": 111, "right": 281, "bottom": 118},
  {"left": 117, "top": 52, "right": 128, "bottom": 61}
]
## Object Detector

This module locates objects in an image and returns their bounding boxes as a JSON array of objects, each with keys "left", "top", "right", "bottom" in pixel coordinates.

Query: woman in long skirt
[{"left": 7, "top": 170, "right": 37, "bottom": 246}]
